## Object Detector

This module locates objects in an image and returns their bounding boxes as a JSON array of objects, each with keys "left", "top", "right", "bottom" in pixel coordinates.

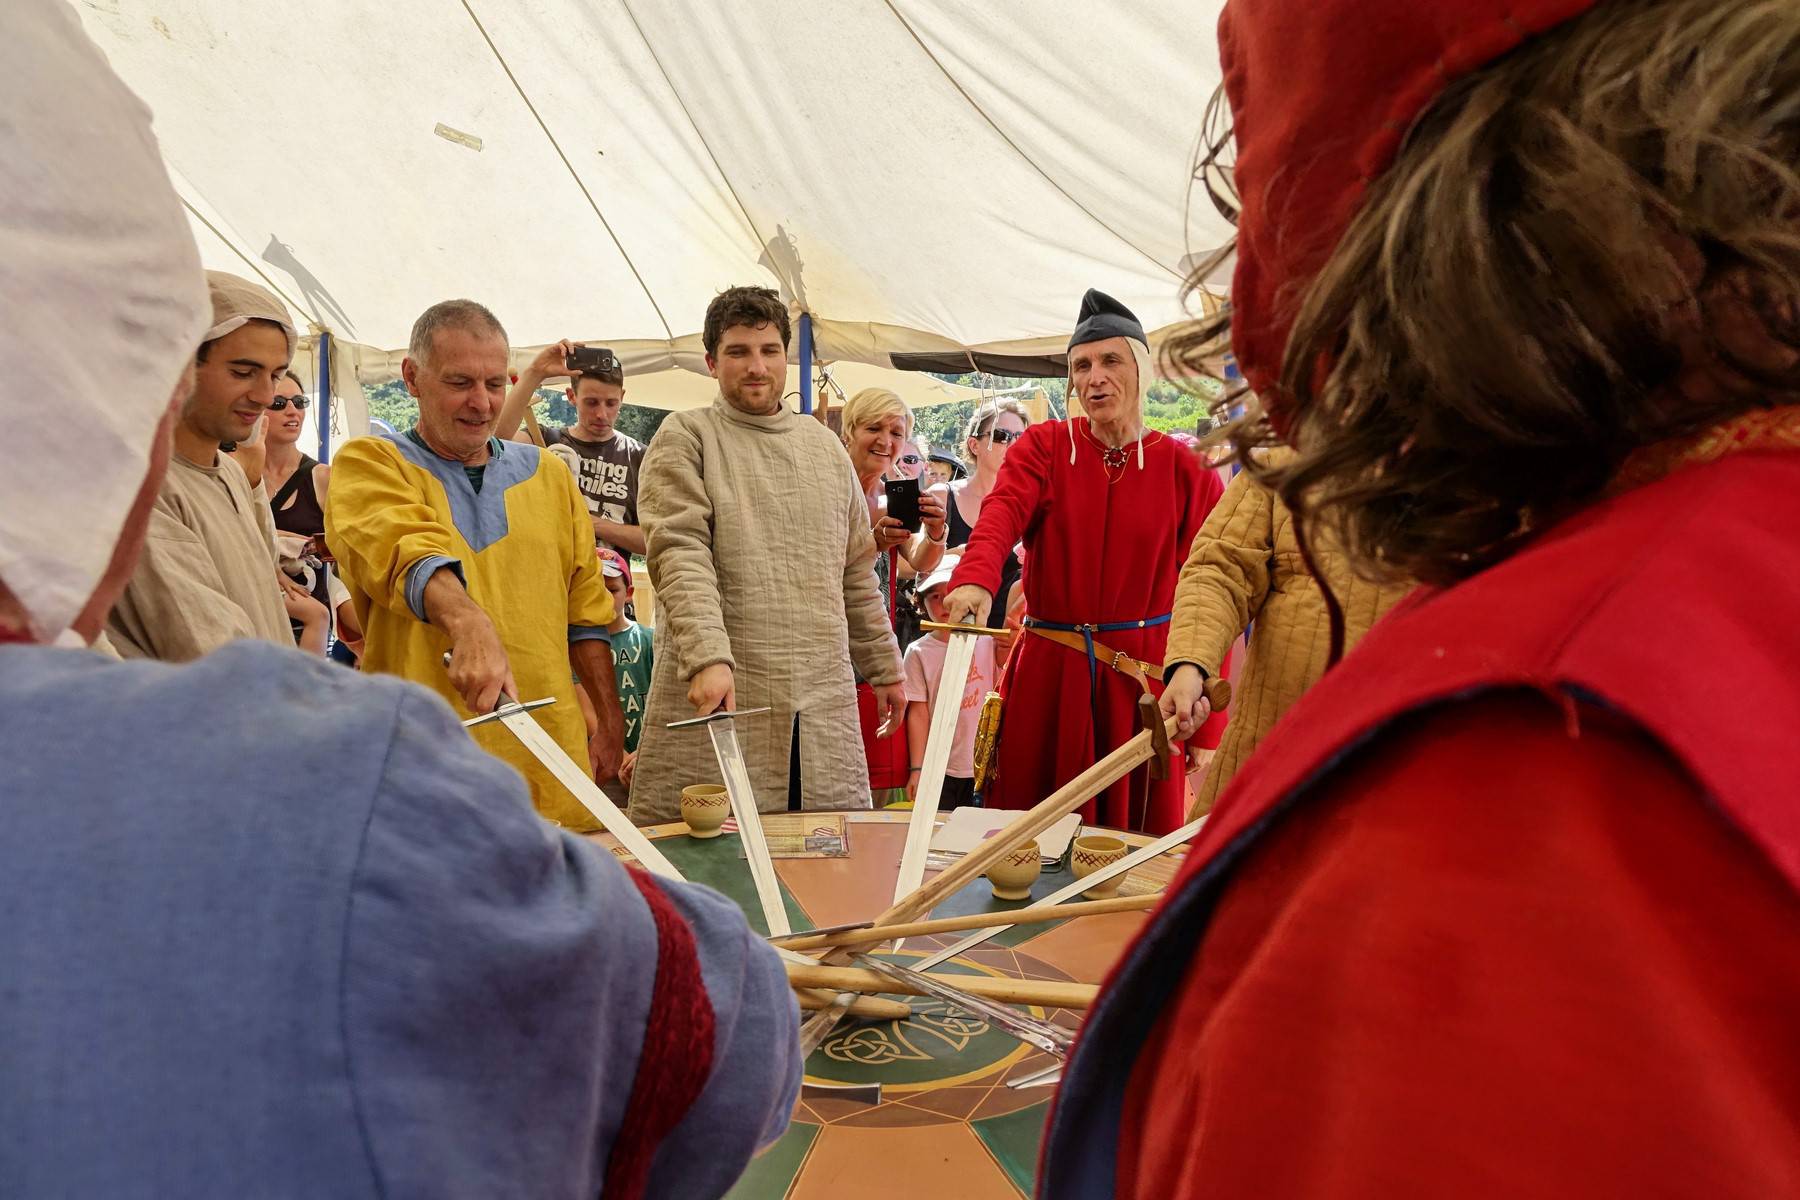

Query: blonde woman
[
  {"left": 840, "top": 388, "right": 947, "bottom": 573},
  {"left": 840, "top": 387, "right": 947, "bottom": 800}
]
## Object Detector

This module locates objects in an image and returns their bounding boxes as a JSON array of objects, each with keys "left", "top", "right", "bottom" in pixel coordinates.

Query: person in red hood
[{"left": 1041, "top": 0, "right": 1800, "bottom": 1196}]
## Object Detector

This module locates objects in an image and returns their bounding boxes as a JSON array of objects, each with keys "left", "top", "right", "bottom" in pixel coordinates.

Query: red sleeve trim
[{"left": 601, "top": 869, "right": 719, "bottom": 1200}]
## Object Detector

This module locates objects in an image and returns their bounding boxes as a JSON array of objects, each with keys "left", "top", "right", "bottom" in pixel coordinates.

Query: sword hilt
[
  {"left": 665, "top": 706, "right": 773, "bottom": 730},
  {"left": 442, "top": 650, "right": 544, "bottom": 723},
  {"left": 460, "top": 696, "right": 557, "bottom": 729},
  {"left": 918, "top": 621, "right": 1006, "bottom": 637}
]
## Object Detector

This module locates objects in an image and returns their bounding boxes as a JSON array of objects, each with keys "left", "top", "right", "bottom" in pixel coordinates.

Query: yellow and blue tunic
[{"left": 326, "top": 431, "right": 613, "bottom": 829}]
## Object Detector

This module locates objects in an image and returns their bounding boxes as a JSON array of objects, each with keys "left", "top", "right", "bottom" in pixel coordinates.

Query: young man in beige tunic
[
  {"left": 108, "top": 272, "right": 326, "bottom": 661},
  {"left": 629, "top": 286, "right": 904, "bottom": 822}
]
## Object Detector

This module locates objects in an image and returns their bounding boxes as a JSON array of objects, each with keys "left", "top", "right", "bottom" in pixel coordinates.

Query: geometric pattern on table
[{"left": 591, "top": 811, "right": 1185, "bottom": 1200}]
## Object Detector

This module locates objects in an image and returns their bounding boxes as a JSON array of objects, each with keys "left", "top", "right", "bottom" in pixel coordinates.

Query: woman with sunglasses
[
  {"left": 840, "top": 388, "right": 948, "bottom": 801},
  {"left": 262, "top": 371, "right": 329, "bottom": 538},
  {"left": 932, "top": 399, "right": 1031, "bottom": 632},
  {"left": 893, "top": 437, "right": 927, "bottom": 481},
  {"left": 262, "top": 370, "right": 363, "bottom": 659}
]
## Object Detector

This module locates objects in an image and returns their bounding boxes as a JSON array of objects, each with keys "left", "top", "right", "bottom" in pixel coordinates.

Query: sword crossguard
[
  {"left": 665, "top": 706, "right": 774, "bottom": 730},
  {"left": 1138, "top": 693, "right": 1173, "bottom": 779},
  {"left": 460, "top": 696, "right": 557, "bottom": 729},
  {"left": 918, "top": 621, "right": 1006, "bottom": 638}
]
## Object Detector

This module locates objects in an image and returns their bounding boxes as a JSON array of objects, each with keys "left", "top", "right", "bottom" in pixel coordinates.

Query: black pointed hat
[{"left": 1068, "top": 288, "right": 1147, "bottom": 351}]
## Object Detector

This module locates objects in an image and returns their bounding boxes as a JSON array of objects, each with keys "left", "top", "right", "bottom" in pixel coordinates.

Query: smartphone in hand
[
  {"left": 567, "top": 346, "right": 620, "bottom": 376},
  {"left": 884, "top": 476, "right": 923, "bottom": 533}
]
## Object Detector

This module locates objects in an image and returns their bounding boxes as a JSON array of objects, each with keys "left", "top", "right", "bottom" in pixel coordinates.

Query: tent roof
[{"left": 74, "top": 1, "right": 1231, "bottom": 376}]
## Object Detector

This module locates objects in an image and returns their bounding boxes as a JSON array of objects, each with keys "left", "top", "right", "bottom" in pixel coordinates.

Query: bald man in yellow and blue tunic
[{"left": 327, "top": 301, "right": 625, "bottom": 830}]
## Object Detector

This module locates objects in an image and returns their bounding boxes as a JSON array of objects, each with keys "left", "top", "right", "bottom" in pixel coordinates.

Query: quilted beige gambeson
[
  {"left": 627, "top": 397, "right": 902, "bottom": 823},
  {"left": 1167, "top": 453, "right": 1410, "bottom": 813}
]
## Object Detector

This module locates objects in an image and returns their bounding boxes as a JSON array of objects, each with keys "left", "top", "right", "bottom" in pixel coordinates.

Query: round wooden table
[{"left": 590, "top": 809, "right": 1189, "bottom": 1199}]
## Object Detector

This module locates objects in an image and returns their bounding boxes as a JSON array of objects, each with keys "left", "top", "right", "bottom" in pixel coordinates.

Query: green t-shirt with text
[{"left": 609, "top": 621, "right": 654, "bottom": 752}]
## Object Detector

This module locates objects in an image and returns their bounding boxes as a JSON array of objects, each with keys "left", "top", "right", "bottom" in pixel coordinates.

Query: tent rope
[
  {"left": 877, "top": 0, "right": 1182, "bottom": 282},
  {"left": 458, "top": 0, "right": 675, "bottom": 341},
  {"left": 612, "top": 0, "right": 776, "bottom": 282}
]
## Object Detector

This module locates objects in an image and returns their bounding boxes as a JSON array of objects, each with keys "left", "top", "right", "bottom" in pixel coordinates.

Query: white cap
[{"left": 0, "top": 2, "right": 209, "bottom": 641}]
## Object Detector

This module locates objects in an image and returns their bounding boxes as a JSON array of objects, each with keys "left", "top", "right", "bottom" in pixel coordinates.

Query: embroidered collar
[{"left": 1610, "top": 405, "right": 1800, "bottom": 496}]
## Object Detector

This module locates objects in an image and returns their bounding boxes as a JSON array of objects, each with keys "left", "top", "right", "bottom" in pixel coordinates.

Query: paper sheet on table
[
  {"left": 927, "top": 809, "right": 1083, "bottom": 861},
  {"left": 735, "top": 813, "right": 850, "bottom": 859}
]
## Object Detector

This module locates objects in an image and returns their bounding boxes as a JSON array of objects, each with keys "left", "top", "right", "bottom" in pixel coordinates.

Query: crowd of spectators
[{"left": 104, "top": 270, "right": 1253, "bottom": 822}]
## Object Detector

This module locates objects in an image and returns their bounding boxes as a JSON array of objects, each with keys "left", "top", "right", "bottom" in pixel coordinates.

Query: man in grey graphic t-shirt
[{"left": 499, "top": 342, "right": 645, "bottom": 554}]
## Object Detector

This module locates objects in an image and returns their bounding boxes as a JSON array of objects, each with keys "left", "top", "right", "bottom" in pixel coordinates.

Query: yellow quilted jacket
[{"left": 1167, "top": 455, "right": 1411, "bottom": 813}]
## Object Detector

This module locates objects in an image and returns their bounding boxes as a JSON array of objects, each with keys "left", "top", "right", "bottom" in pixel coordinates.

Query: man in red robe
[
  {"left": 945, "top": 291, "right": 1223, "bottom": 833},
  {"left": 1041, "top": 0, "right": 1800, "bottom": 1195}
]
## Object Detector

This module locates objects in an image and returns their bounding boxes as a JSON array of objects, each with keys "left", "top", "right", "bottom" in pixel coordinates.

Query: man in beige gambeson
[{"left": 628, "top": 286, "right": 904, "bottom": 822}]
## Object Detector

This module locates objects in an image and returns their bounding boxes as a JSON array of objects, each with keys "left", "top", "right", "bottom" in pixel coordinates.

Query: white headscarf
[{"left": 0, "top": 1, "right": 210, "bottom": 642}]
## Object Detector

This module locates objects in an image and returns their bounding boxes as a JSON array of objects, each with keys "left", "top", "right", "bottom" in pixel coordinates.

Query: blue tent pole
[
  {"left": 316, "top": 330, "right": 334, "bottom": 462},
  {"left": 798, "top": 313, "right": 813, "bottom": 415}
]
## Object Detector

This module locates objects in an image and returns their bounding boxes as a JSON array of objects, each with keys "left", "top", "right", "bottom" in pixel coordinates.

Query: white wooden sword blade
[
  {"left": 489, "top": 706, "right": 686, "bottom": 883},
  {"left": 708, "top": 719, "right": 790, "bottom": 937},
  {"left": 890, "top": 630, "right": 980, "bottom": 949}
]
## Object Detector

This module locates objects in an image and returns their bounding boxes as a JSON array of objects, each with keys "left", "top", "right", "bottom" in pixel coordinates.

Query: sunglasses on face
[
  {"left": 269, "top": 395, "right": 311, "bottom": 411},
  {"left": 984, "top": 427, "right": 1020, "bottom": 446},
  {"left": 897, "top": 454, "right": 923, "bottom": 467}
]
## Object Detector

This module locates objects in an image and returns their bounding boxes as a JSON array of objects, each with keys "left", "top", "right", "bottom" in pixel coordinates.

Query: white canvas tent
[{"left": 72, "top": 1, "right": 1229, "bottom": 446}]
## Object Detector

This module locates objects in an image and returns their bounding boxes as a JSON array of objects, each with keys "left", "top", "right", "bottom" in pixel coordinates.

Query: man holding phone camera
[{"left": 498, "top": 341, "right": 645, "bottom": 555}]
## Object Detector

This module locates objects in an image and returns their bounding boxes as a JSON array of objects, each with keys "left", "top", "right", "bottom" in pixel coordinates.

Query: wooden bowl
[
  {"left": 985, "top": 839, "right": 1042, "bottom": 900},
  {"left": 680, "top": 784, "right": 730, "bottom": 839},
  {"left": 1071, "top": 834, "right": 1130, "bottom": 898}
]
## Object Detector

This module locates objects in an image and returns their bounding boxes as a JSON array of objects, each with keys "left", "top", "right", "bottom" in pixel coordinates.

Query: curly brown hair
[
  {"left": 1170, "top": 0, "right": 1800, "bottom": 587},
  {"left": 702, "top": 286, "right": 791, "bottom": 357}
]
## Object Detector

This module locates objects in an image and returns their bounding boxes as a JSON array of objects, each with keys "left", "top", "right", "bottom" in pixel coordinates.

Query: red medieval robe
[
  {"left": 950, "top": 418, "right": 1222, "bottom": 833},
  {"left": 1036, "top": 422, "right": 1800, "bottom": 1199}
]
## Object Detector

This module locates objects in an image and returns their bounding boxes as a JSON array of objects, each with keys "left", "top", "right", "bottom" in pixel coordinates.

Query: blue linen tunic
[{"left": 0, "top": 641, "right": 799, "bottom": 1197}]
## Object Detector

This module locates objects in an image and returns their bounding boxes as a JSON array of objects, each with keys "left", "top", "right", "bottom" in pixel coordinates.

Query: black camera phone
[
  {"left": 567, "top": 346, "right": 619, "bottom": 376},
  {"left": 884, "top": 476, "right": 923, "bottom": 533}
]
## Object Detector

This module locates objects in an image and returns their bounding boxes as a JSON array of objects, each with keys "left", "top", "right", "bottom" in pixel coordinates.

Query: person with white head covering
[
  {"left": 103, "top": 268, "right": 335, "bottom": 659},
  {"left": 0, "top": 5, "right": 800, "bottom": 1193},
  {"left": 942, "top": 289, "right": 1225, "bottom": 833}
]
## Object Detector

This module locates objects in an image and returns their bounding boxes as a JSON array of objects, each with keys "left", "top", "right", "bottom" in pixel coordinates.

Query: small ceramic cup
[
  {"left": 1071, "top": 834, "right": 1130, "bottom": 898},
  {"left": 680, "top": 784, "right": 730, "bottom": 839},
  {"left": 985, "top": 839, "right": 1042, "bottom": 901}
]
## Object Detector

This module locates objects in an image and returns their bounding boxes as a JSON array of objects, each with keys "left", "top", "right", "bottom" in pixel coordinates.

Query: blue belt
[{"left": 1023, "top": 614, "right": 1172, "bottom": 749}]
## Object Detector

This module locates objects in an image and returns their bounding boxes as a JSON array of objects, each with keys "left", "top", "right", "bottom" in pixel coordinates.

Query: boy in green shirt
[{"left": 599, "top": 548, "right": 654, "bottom": 802}]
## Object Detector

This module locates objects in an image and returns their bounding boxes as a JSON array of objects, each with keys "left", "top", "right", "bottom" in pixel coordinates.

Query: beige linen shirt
[
  {"left": 628, "top": 398, "right": 902, "bottom": 822},
  {"left": 108, "top": 453, "right": 290, "bottom": 661}
]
